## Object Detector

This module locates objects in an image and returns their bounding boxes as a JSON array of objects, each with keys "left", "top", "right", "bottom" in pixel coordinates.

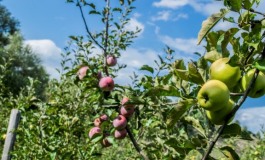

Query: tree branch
[
  {"left": 249, "top": 8, "right": 265, "bottom": 17},
  {"left": 126, "top": 125, "right": 149, "bottom": 160},
  {"left": 103, "top": 0, "right": 110, "bottom": 76},
  {"left": 77, "top": 0, "right": 105, "bottom": 51}
]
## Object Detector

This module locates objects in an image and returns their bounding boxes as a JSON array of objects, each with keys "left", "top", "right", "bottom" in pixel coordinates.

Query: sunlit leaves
[
  {"left": 197, "top": 9, "right": 229, "bottom": 45},
  {"left": 166, "top": 99, "right": 195, "bottom": 128}
]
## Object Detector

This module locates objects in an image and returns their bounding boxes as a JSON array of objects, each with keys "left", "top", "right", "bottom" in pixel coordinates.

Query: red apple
[
  {"left": 113, "top": 115, "right": 127, "bottom": 130},
  {"left": 99, "top": 77, "right": 115, "bottom": 91},
  {"left": 107, "top": 55, "right": 117, "bottom": 67},
  {"left": 120, "top": 106, "right": 134, "bottom": 118},
  {"left": 77, "top": 66, "right": 89, "bottom": 80},
  {"left": 101, "top": 133, "right": 112, "bottom": 147},
  {"left": 100, "top": 114, "right": 108, "bottom": 121},
  {"left": 121, "top": 97, "right": 135, "bottom": 110},
  {"left": 88, "top": 127, "right": 101, "bottom": 139},
  {"left": 114, "top": 129, "right": 127, "bottom": 139}
]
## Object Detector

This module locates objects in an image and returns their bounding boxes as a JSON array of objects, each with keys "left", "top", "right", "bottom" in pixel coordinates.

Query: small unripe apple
[
  {"left": 107, "top": 55, "right": 117, "bottom": 66},
  {"left": 209, "top": 58, "right": 241, "bottom": 89},
  {"left": 77, "top": 66, "right": 89, "bottom": 80},
  {"left": 121, "top": 97, "right": 135, "bottom": 110},
  {"left": 99, "top": 77, "right": 115, "bottom": 91},
  {"left": 101, "top": 133, "right": 112, "bottom": 147},
  {"left": 197, "top": 80, "right": 230, "bottom": 111},
  {"left": 114, "top": 129, "right": 127, "bottom": 139},
  {"left": 113, "top": 115, "right": 127, "bottom": 130},
  {"left": 120, "top": 106, "right": 134, "bottom": 118},
  {"left": 94, "top": 118, "right": 102, "bottom": 127},
  {"left": 241, "top": 69, "right": 265, "bottom": 98},
  {"left": 88, "top": 127, "right": 101, "bottom": 139}
]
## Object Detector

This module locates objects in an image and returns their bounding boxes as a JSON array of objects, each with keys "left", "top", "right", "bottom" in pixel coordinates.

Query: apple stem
[
  {"left": 230, "top": 92, "right": 244, "bottom": 96},
  {"left": 202, "top": 70, "right": 260, "bottom": 160},
  {"left": 125, "top": 125, "right": 150, "bottom": 160}
]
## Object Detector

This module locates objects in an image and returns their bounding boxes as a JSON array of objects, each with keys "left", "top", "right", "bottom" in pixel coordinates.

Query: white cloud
[
  {"left": 124, "top": 14, "right": 145, "bottom": 37},
  {"left": 115, "top": 48, "right": 161, "bottom": 85},
  {"left": 152, "top": 11, "right": 188, "bottom": 22},
  {"left": 152, "top": 11, "right": 171, "bottom": 21},
  {"left": 235, "top": 107, "right": 265, "bottom": 134},
  {"left": 153, "top": 0, "right": 223, "bottom": 16},
  {"left": 153, "top": 0, "right": 189, "bottom": 9},
  {"left": 24, "top": 39, "right": 62, "bottom": 79},
  {"left": 160, "top": 35, "right": 205, "bottom": 55}
]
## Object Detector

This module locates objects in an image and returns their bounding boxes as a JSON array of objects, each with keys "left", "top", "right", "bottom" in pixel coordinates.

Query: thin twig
[
  {"left": 126, "top": 125, "right": 150, "bottom": 160},
  {"left": 230, "top": 92, "right": 244, "bottom": 96},
  {"left": 103, "top": 0, "right": 110, "bottom": 76},
  {"left": 77, "top": 0, "right": 105, "bottom": 51},
  {"left": 249, "top": 8, "right": 265, "bottom": 17}
]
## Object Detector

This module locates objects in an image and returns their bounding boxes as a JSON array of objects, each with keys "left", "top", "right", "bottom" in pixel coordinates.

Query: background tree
[
  {"left": 0, "top": 3, "right": 49, "bottom": 99},
  {"left": 0, "top": 4, "right": 19, "bottom": 46}
]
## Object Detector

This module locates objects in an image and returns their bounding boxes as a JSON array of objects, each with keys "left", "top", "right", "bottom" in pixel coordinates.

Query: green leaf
[
  {"left": 89, "top": 10, "right": 101, "bottom": 15},
  {"left": 182, "top": 116, "right": 206, "bottom": 137},
  {"left": 210, "top": 148, "right": 227, "bottom": 159},
  {"left": 221, "top": 123, "right": 241, "bottom": 138},
  {"left": 204, "top": 50, "right": 222, "bottom": 63},
  {"left": 140, "top": 65, "right": 154, "bottom": 74},
  {"left": 188, "top": 62, "right": 205, "bottom": 84},
  {"left": 144, "top": 85, "right": 181, "bottom": 97},
  {"left": 221, "top": 146, "right": 240, "bottom": 160},
  {"left": 225, "top": 0, "right": 242, "bottom": 12},
  {"left": 120, "top": 0, "right": 124, "bottom": 5},
  {"left": 166, "top": 99, "right": 195, "bottom": 128},
  {"left": 242, "top": 0, "right": 252, "bottom": 10},
  {"left": 197, "top": 9, "right": 229, "bottom": 45},
  {"left": 253, "top": 59, "right": 265, "bottom": 72}
]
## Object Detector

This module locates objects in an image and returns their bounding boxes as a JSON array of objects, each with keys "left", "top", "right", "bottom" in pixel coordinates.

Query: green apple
[
  {"left": 209, "top": 58, "right": 241, "bottom": 89},
  {"left": 206, "top": 99, "right": 234, "bottom": 125},
  {"left": 241, "top": 69, "right": 265, "bottom": 98},
  {"left": 197, "top": 80, "right": 230, "bottom": 111}
]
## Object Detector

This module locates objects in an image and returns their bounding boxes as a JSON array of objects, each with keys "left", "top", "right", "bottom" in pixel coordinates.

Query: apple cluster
[
  {"left": 76, "top": 55, "right": 118, "bottom": 92},
  {"left": 89, "top": 114, "right": 112, "bottom": 147},
  {"left": 112, "top": 97, "right": 136, "bottom": 139},
  {"left": 88, "top": 97, "right": 135, "bottom": 145},
  {"left": 197, "top": 58, "right": 265, "bottom": 125}
]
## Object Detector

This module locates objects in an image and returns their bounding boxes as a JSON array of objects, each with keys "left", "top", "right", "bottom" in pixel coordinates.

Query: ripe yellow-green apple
[
  {"left": 241, "top": 69, "right": 265, "bottom": 98},
  {"left": 106, "top": 55, "right": 117, "bottom": 66},
  {"left": 197, "top": 80, "right": 230, "bottom": 111},
  {"left": 88, "top": 127, "right": 101, "bottom": 139},
  {"left": 114, "top": 128, "right": 127, "bottom": 139},
  {"left": 99, "top": 77, "right": 115, "bottom": 91},
  {"left": 206, "top": 99, "right": 234, "bottom": 125},
  {"left": 112, "top": 115, "right": 127, "bottom": 130},
  {"left": 77, "top": 66, "right": 89, "bottom": 80},
  {"left": 209, "top": 58, "right": 241, "bottom": 89}
]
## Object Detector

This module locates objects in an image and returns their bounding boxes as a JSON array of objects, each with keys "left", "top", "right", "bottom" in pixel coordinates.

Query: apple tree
[{"left": 1, "top": 0, "right": 265, "bottom": 159}]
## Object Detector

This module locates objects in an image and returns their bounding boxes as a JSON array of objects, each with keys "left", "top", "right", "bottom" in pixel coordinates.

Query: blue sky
[{"left": 2, "top": 0, "right": 265, "bottom": 133}]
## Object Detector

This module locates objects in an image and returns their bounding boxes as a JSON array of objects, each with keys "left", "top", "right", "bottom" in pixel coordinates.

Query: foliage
[
  {"left": 0, "top": 4, "right": 19, "bottom": 46},
  {"left": 0, "top": 32, "right": 49, "bottom": 100},
  {"left": 0, "top": 0, "right": 265, "bottom": 160}
]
